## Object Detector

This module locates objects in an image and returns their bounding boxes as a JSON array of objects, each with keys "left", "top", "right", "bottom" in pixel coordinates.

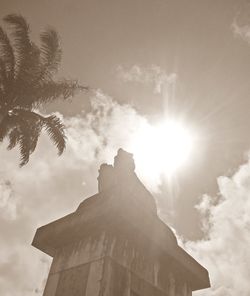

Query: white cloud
[
  {"left": 182, "top": 159, "right": 250, "bottom": 296},
  {"left": 0, "top": 245, "right": 51, "bottom": 296},
  {"left": 117, "top": 64, "right": 177, "bottom": 96},
  {"left": 0, "top": 180, "right": 18, "bottom": 220},
  {"left": 232, "top": 0, "right": 250, "bottom": 44}
]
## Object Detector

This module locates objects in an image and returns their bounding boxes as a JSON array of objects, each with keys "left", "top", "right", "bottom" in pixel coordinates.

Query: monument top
[{"left": 97, "top": 148, "right": 157, "bottom": 214}]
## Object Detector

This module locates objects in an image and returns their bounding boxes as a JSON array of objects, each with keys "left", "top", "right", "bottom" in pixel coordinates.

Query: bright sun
[{"left": 129, "top": 119, "right": 195, "bottom": 178}]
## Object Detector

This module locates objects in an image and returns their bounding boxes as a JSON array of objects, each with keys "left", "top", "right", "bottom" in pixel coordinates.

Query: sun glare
[{"left": 129, "top": 119, "right": 195, "bottom": 178}]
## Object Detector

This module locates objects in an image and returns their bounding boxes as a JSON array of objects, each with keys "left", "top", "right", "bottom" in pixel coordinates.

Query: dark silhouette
[
  {"left": 32, "top": 149, "right": 210, "bottom": 295},
  {"left": 0, "top": 14, "right": 88, "bottom": 166}
]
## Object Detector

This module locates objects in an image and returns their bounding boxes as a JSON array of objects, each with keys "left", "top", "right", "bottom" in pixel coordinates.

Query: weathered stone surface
[
  {"left": 102, "top": 257, "right": 130, "bottom": 296},
  {"left": 49, "top": 231, "right": 106, "bottom": 274},
  {"left": 130, "top": 271, "right": 167, "bottom": 296},
  {"left": 43, "top": 273, "right": 59, "bottom": 296},
  {"left": 97, "top": 164, "right": 114, "bottom": 192},
  {"left": 54, "top": 263, "right": 89, "bottom": 296},
  {"left": 85, "top": 259, "right": 105, "bottom": 296}
]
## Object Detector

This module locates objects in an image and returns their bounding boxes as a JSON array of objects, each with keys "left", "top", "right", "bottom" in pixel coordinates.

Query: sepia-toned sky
[{"left": 1, "top": 0, "right": 250, "bottom": 295}]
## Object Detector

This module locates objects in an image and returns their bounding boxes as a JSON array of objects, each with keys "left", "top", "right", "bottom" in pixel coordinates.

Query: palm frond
[
  {"left": 30, "top": 80, "right": 88, "bottom": 107},
  {"left": 42, "top": 114, "right": 66, "bottom": 155},
  {"left": 0, "top": 115, "right": 12, "bottom": 141},
  {"left": 8, "top": 110, "right": 43, "bottom": 165},
  {"left": 11, "top": 41, "right": 41, "bottom": 106},
  {"left": 7, "top": 122, "right": 40, "bottom": 153},
  {"left": 11, "top": 79, "right": 88, "bottom": 109},
  {"left": 0, "top": 27, "right": 15, "bottom": 82},
  {"left": 0, "top": 58, "right": 7, "bottom": 96},
  {"left": 4, "top": 14, "right": 41, "bottom": 97},
  {"left": 11, "top": 109, "right": 43, "bottom": 150},
  {"left": 18, "top": 133, "right": 31, "bottom": 167},
  {"left": 4, "top": 14, "right": 29, "bottom": 31},
  {"left": 13, "top": 109, "right": 66, "bottom": 155},
  {"left": 0, "top": 88, "right": 3, "bottom": 105},
  {"left": 4, "top": 14, "right": 30, "bottom": 76},
  {"left": 40, "top": 28, "right": 62, "bottom": 78},
  {"left": 7, "top": 127, "right": 20, "bottom": 150},
  {"left": 28, "top": 121, "right": 43, "bottom": 153},
  {"left": 11, "top": 108, "right": 40, "bottom": 121}
]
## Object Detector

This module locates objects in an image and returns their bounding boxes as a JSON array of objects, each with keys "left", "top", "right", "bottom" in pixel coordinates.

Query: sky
[{"left": 0, "top": 0, "right": 250, "bottom": 295}]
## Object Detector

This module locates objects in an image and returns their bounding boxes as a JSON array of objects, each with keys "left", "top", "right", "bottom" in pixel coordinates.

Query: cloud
[
  {"left": 182, "top": 158, "right": 250, "bottom": 296},
  {"left": 232, "top": 0, "right": 250, "bottom": 44},
  {"left": 0, "top": 90, "right": 161, "bottom": 295},
  {"left": 0, "top": 245, "right": 51, "bottom": 296},
  {"left": 117, "top": 64, "right": 177, "bottom": 96},
  {"left": 0, "top": 180, "right": 18, "bottom": 220},
  {"left": 2, "top": 88, "right": 249, "bottom": 295},
  {"left": 64, "top": 91, "right": 163, "bottom": 191}
]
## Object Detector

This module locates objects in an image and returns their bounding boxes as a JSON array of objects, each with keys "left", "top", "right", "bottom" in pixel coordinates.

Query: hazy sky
[{"left": 1, "top": 0, "right": 250, "bottom": 295}]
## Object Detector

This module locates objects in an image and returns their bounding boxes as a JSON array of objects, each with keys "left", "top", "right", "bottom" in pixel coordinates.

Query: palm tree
[{"left": 0, "top": 14, "right": 88, "bottom": 166}]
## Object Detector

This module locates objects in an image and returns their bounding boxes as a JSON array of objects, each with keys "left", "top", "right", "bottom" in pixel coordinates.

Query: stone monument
[{"left": 32, "top": 148, "right": 210, "bottom": 296}]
